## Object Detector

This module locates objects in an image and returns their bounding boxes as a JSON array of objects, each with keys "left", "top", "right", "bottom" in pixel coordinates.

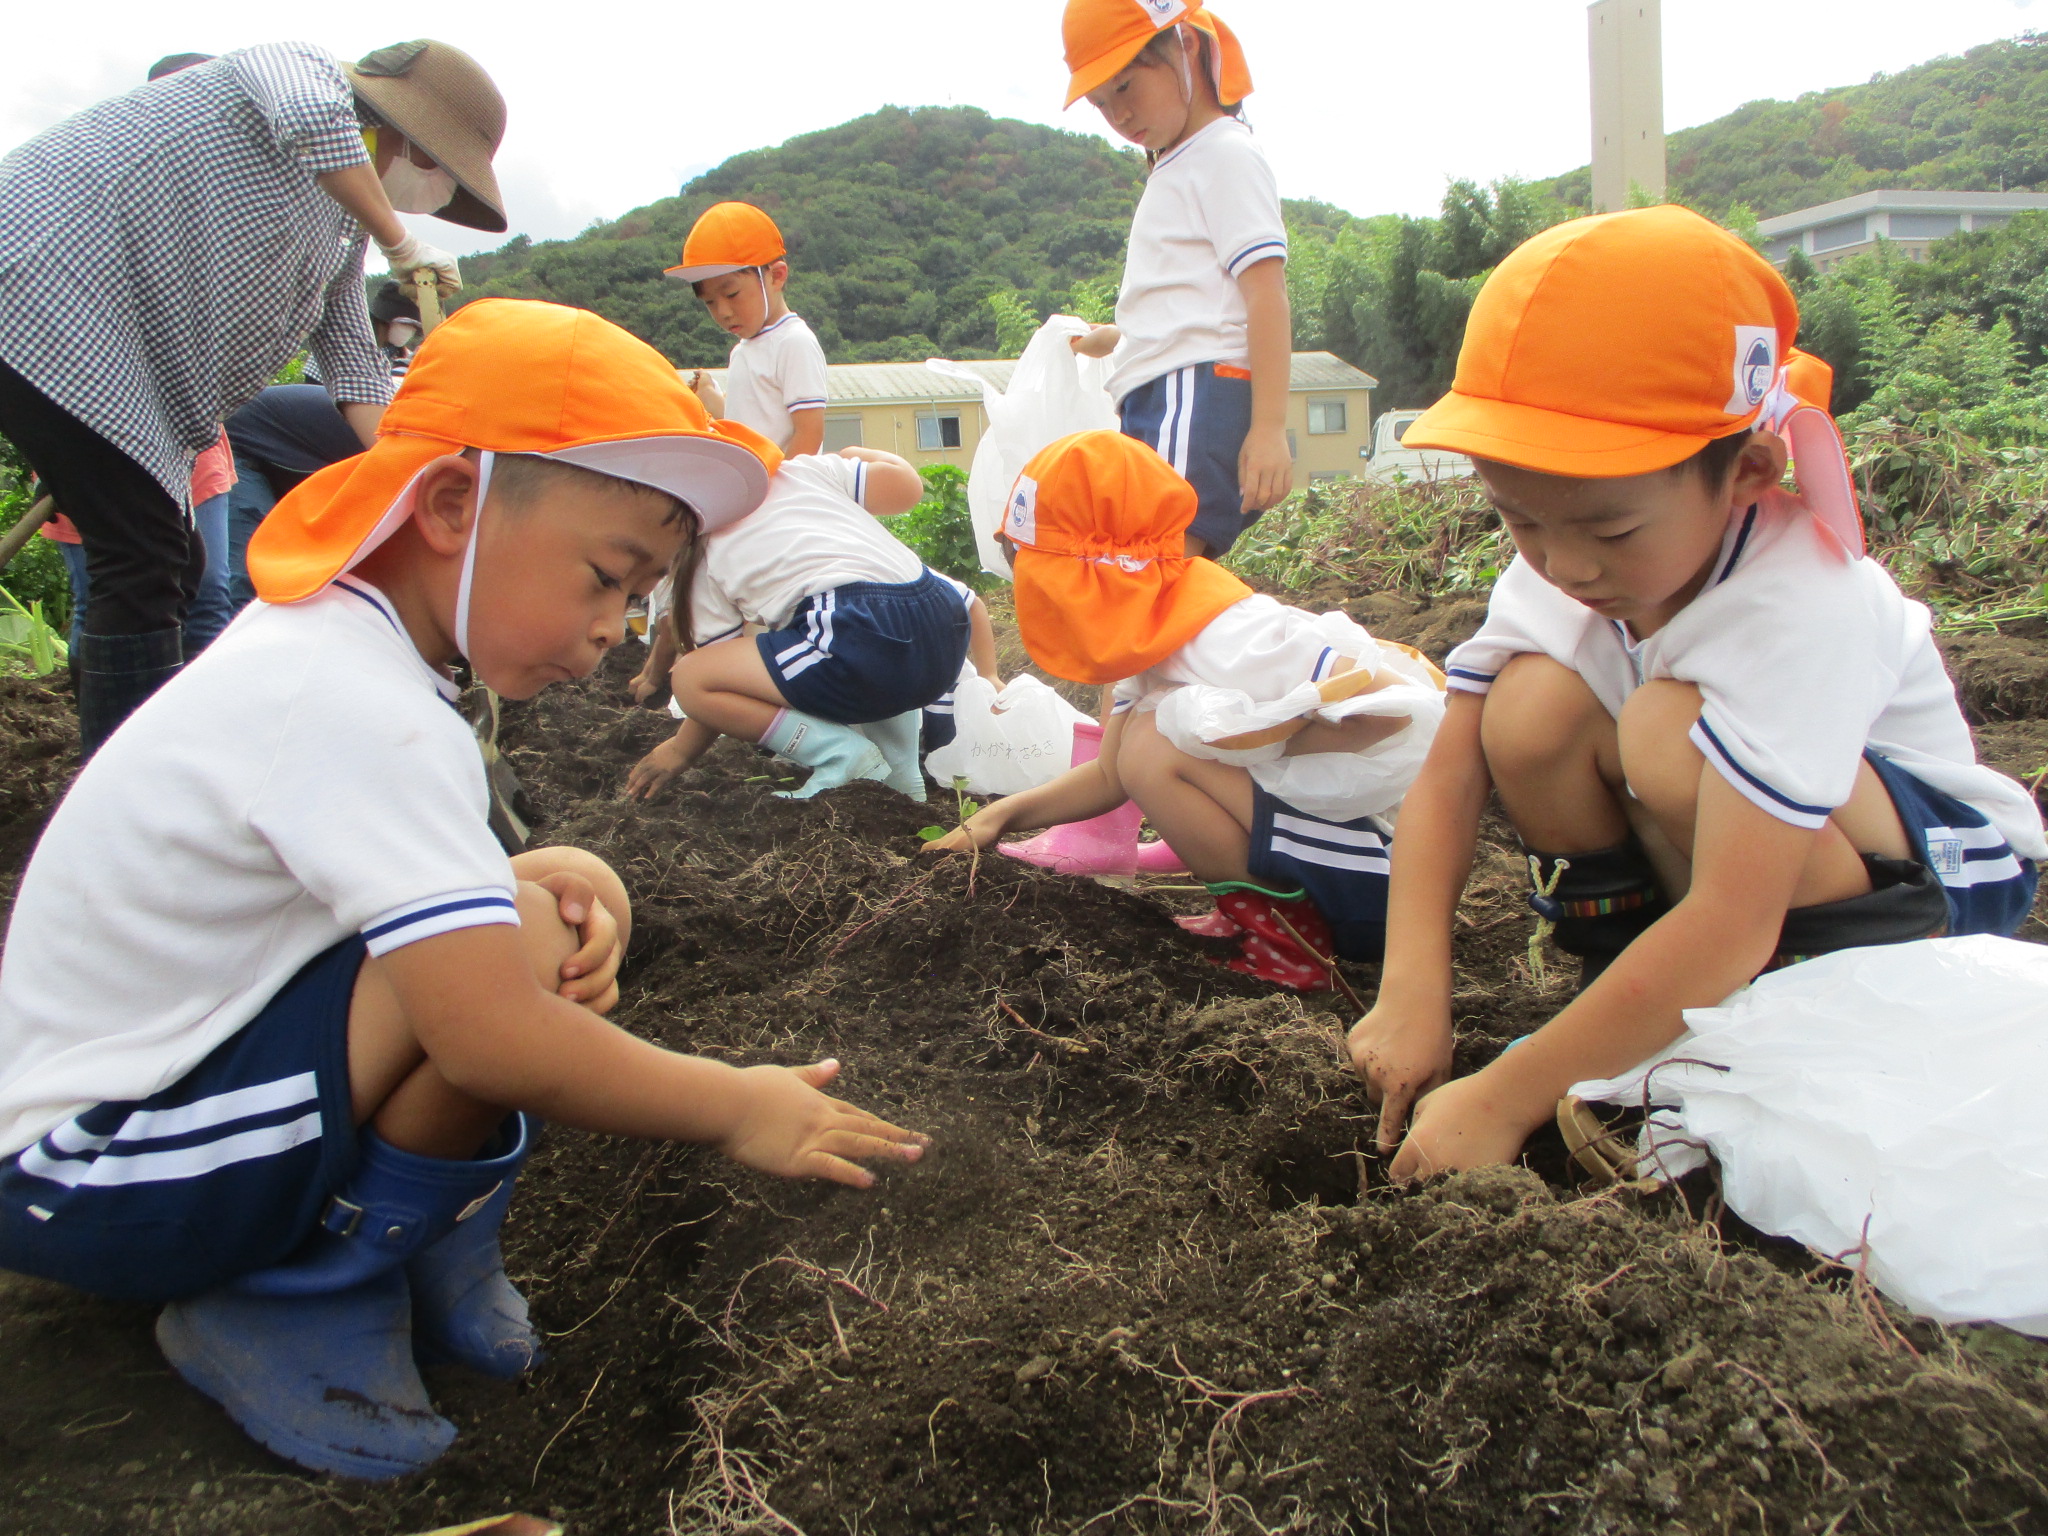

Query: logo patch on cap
[
  {"left": 1137, "top": 0, "right": 1189, "bottom": 22},
  {"left": 1006, "top": 476, "right": 1039, "bottom": 545},
  {"left": 1725, "top": 326, "right": 1778, "bottom": 414}
]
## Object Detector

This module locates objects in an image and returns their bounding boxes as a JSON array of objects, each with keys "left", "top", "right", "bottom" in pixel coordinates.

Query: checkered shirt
[{"left": 0, "top": 42, "right": 392, "bottom": 509}]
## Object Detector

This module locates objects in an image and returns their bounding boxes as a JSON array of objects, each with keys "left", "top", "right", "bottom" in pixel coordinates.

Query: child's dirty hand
[
  {"left": 721, "top": 1059, "right": 930, "bottom": 1189},
  {"left": 534, "top": 870, "right": 624, "bottom": 1013},
  {"left": 1389, "top": 1075, "right": 1530, "bottom": 1183},
  {"left": 1348, "top": 1004, "right": 1455, "bottom": 1152},
  {"left": 629, "top": 668, "right": 665, "bottom": 707},
  {"left": 625, "top": 738, "right": 690, "bottom": 801},
  {"left": 1238, "top": 423, "right": 1295, "bottom": 514}
]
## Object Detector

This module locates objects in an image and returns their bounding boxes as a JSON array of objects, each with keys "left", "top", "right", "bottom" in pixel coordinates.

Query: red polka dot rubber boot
[{"left": 1208, "top": 883, "right": 1337, "bottom": 992}]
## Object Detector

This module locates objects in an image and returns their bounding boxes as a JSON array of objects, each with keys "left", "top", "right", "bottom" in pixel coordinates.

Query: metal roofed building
[
  {"left": 702, "top": 351, "right": 1381, "bottom": 481},
  {"left": 1756, "top": 190, "right": 2048, "bottom": 272}
]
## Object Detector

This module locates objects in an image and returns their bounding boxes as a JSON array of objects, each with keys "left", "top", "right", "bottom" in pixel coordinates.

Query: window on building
[
  {"left": 1306, "top": 396, "right": 1348, "bottom": 435},
  {"left": 916, "top": 414, "right": 963, "bottom": 451},
  {"left": 1890, "top": 212, "right": 1959, "bottom": 241},
  {"left": 1811, "top": 217, "right": 1866, "bottom": 252},
  {"left": 822, "top": 414, "right": 865, "bottom": 451}
]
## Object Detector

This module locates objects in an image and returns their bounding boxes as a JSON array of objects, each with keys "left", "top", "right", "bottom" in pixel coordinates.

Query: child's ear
[
  {"left": 411, "top": 455, "right": 479, "bottom": 557},
  {"left": 767, "top": 260, "right": 790, "bottom": 291},
  {"left": 1729, "top": 432, "right": 1791, "bottom": 507}
]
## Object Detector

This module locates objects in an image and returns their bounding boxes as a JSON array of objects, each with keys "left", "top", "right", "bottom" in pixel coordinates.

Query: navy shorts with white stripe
[
  {"left": 0, "top": 938, "right": 364, "bottom": 1302},
  {"left": 1866, "top": 750, "right": 2039, "bottom": 935},
  {"left": 757, "top": 571, "right": 972, "bottom": 726},
  {"left": 1245, "top": 787, "right": 1393, "bottom": 962},
  {"left": 1117, "top": 361, "right": 1258, "bottom": 555}
]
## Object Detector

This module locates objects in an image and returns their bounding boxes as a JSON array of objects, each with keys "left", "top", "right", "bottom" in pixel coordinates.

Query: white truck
[{"left": 1358, "top": 408, "right": 1474, "bottom": 484}]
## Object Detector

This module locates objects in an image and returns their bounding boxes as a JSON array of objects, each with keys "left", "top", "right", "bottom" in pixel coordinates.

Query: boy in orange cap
[
  {"left": 931, "top": 431, "right": 1446, "bottom": 989},
  {"left": 1350, "top": 207, "right": 2046, "bottom": 1180},
  {"left": 0, "top": 299, "right": 927, "bottom": 1480}
]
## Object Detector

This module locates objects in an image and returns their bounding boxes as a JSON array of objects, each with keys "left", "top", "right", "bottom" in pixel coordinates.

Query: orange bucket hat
[
  {"left": 1005, "top": 431, "right": 1252, "bottom": 684},
  {"left": 665, "top": 202, "right": 787, "bottom": 283},
  {"left": 1062, "top": 0, "right": 1252, "bottom": 108},
  {"left": 1406, "top": 204, "right": 1864, "bottom": 557},
  {"left": 249, "top": 298, "right": 781, "bottom": 607}
]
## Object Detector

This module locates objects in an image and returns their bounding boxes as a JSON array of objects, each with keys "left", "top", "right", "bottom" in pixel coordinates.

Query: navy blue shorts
[
  {"left": 1868, "top": 751, "right": 2040, "bottom": 936},
  {"left": 759, "top": 571, "right": 972, "bottom": 726},
  {"left": 1118, "top": 362, "right": 1257, "bottom": 555},
  {"left": 1245, "top": 787, "right": 1392, "bottom": 962},
  {"left": 0, "top": 938, "right": 364, "bottom": 1303}
]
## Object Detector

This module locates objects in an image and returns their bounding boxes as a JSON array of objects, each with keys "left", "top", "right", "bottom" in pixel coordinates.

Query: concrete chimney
[{"left": 1590, "top": 0, "right": 1667, "bottom": 212}]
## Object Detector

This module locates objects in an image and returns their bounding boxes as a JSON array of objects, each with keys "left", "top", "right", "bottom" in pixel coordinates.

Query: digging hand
[
  {"left": 1389, "top": 1074, "right": 1531, "bottom": 1183},
  {"left": 720, "top": 1060, "right": 930, "bottom": 1189},
  {"left": 625, "top": 738, "right": 690, "bottom": 801},
  {"left": 629, "top": 667, "right": 664, "bottom": 707},
  {"left": 1348, "top": 1003, "right": 1455, "bottom": 1153},
  {"left": 534, "top": 870, "right": 624, "bottom": 1013}
]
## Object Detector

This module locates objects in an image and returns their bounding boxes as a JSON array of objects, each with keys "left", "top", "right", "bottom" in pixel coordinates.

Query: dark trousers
[{"left": 0, "top": 355, "right": 203, "bottom": 637}]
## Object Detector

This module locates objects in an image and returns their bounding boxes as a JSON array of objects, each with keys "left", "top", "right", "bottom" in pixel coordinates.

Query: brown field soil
[{"left": 2, "top": 601, "right": 2047, "bottom": 1536}]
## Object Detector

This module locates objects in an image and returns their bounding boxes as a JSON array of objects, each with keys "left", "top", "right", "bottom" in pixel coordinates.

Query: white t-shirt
[
  {"left": 1112, "top": 595, "right": 1367, "bottom": 712},
  {"left": 1446, "top": 491, "right": 2048, "bottom": 857},
  {"left": 723, "top": 312, "right": 829, "bottom": 450},
  {"left": 0, "top": 578, "right": 518, "bottom": 1158},
  {"left": 688, "top": 453, "right": 923, "bottom": 645},
  {"left": 1107, "top": 117, "right": 1288, "bottom": 403}
]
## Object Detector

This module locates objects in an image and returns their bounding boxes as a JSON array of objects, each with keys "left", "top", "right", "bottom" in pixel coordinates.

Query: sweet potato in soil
[{"left": 3, "top": 600, "right": 2047, "bottom": 1536}]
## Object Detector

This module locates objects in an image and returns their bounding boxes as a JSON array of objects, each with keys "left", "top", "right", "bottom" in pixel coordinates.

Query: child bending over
[
  {"left": 0, "top": 301, "right": 927, "bottom": 1481},
  {"left": 932, "top": 432, "right": 1446, "bottom": 990},
  {"left": 625, "top": 446, "right": 993, "bottom": 804},
  {"left": 1349, "top": 207, "right": 2046, "bottom": 1179}
]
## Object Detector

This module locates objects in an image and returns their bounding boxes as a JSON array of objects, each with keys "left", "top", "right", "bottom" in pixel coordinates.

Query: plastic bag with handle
[
  {"left": 924, "top": 673, "right": 1094, "bottom": 797},
  {"left": 1572, "top": 935, "right": 2048, "bottom": 1335},
  {"left": 927, "top": 316, "right": 1117, "bottom": 581}
]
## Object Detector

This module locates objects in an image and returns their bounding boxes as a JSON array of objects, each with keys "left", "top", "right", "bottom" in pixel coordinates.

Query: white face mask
[{"left": 381, "top": 146, "right": 457, "bottom": 215}]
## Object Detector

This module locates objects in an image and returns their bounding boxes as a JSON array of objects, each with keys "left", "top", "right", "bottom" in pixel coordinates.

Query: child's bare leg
[
  {"left": 346, "top": 850, "right": 632, "bottom": 1158},
  {"left": 1115, "top": 712, "right": 1255, "bottom": 883},
  {"left": 966, "top": 596, "right": 1000, "bottom": 683},
  {"left": 1617, "top": 679, "right": 1911, "bottom": 908},
  {"left": 1480, "top": 654, "right": 1631, "bottom": 851},
  {"left": 670, "top": 635, "right": 790, "bottom": 743}
]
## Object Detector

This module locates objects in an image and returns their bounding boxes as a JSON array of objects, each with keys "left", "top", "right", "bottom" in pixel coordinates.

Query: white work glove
[{"left": 378, "top": 232, "right": 462, "bottom": 296}]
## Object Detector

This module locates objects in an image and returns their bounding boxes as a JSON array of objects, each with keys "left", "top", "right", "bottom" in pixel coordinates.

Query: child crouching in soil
[
  {"left": 625, "top": 445, "right": 996, "bottom": 804},
  {"left": 1351, "top": 207, "right": 2047, "bottom": 1180},
  {"left": 0, "top": 300, "right": 928, "bottom": 1482},
  {"left": 930, "top": 431, "right": 1447, "bottom": 990}
]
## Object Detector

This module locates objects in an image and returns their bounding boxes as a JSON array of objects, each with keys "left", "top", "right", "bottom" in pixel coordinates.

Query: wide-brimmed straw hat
[
  {"left": 346, "top": 40, "right": 508, "bottom": 233},
  {"left": 249, "top": 299, "right": 781, "bottom": 604},
  {"left": 1005, "top": 431, "right": 1252, "bottom": 684}
]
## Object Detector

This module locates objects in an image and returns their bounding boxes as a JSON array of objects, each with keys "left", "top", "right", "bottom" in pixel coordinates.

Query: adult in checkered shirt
[{"left": 0, "top": 40, "right": 507, "bottom": 755}]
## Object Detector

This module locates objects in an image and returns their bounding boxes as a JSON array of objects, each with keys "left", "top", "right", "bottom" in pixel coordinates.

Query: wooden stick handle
[
  {"left": 411, "top": 268, "right": 445, "bottom": 334},
  {"left": 1206, "top": 660, "right": 1380, "bottom": 753},
  {"left": 0, "top": 495, "right": 56, "bottom": 576}
]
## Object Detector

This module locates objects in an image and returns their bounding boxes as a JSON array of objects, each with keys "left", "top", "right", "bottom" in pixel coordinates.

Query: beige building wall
[
  {"left": 1589, "top": 0, "right": 1665, "bottom": 213},
  {"left": 1287, "top": 387, "right": 1375, "bottom": 480},
  {"left": 823, "top": 402, "right": 992, "bottom": 472}
]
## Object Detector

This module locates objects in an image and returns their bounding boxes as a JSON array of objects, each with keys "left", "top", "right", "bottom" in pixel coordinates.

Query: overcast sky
[{"left": 5, "top": 1, "right": 2044, "bottom": 258}]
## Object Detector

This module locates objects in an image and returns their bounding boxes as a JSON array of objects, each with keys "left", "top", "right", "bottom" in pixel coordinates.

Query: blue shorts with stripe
[
  {"left": 1117, "top": 362, "right": 1256, "bottom": 555},
  {"left": 1866, "top": 751, "right": 2039, "bottom": 935},
  {"left": 0, "top": 939, "right": 364, "bottom": 1302},
  {"left": 759, "top": 571, "right": 972, "bottom": 726},
  {"left": 1245, "top": 787, "right": 1392, "bottom": 962}
]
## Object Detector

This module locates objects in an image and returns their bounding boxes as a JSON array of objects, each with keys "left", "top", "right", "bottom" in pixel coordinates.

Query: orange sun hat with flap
[
  {"left": 1405, "top": 204, "right": 1865, "bottom": 558},
  {"left": 249, "top": 298, "right": 781, "bottom": 605},
  {"left": 665, "top": 202, "right": 787, "bottom": 283},
  {"left": 1062, "top": 0, "right": 1253, "bottom": 108},
  {"left": 1005, "top": 431, "right": 1252, "bottom": 685}
]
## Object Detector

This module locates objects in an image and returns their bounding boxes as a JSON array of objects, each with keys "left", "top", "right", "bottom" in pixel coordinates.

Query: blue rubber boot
[
  {"left": 760, "top": 708, "right": 890, "bottom": 800},
  {"left": 854, "top": 709, "right": 928, "bottom": 801},
  {"left": 408, "top": 1118, "right": 542, "bottom": 1379},
  {"left": 156, "top": 1270, "right": 455, "bottom": 1479}
]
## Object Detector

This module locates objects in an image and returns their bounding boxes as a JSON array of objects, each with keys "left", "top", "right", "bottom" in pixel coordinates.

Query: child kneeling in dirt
[
  {"left": 1351, "top": 207, "right": 2047, "bottom": 1180},
  {"left": 623, "top": 445, "right": 996, "bottom": 804},
  {"left": 929, "top": 431, "right": 1447, "bottom": 990},
  {"left": 0, "top": 300, "right": 927, "bottom": 1482}
]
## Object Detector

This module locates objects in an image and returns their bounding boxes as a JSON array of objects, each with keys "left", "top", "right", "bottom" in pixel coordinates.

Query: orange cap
[
  {"left": 1004, "top": 431, "right": 1251, "bottom": 684},
  {"left": 249, "top": 299, "right": 781, "bottom": 604},
  {"left": 665, "top": 201, "right": 786, "bottom": 283},
  {"left": 1406, "top": 205, "right": 1864, "bottom": 557},
  {"left": 1062, "top": 0, "right": 1252, "bottom": 108}
]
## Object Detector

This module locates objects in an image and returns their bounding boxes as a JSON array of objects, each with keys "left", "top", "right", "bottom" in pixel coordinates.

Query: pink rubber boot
[{"left": 999, "top": 722, "right": 1144, "bottom": 877}]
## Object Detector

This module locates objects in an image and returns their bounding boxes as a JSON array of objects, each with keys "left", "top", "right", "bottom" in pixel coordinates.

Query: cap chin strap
[
  {"left": 757, "top": 267, "right": 771, "bottom": 325},
  {"left": 453, "top": 449, "right": 495, "bottom": 663}
]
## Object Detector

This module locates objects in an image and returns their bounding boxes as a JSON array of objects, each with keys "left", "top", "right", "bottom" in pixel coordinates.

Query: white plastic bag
[
  {"left": 1151, "top": 627, "right": 1449, "bottom": 821},
  {"left": 1573, "top": 935, "right": 2048, "bottom": 1335},
  {"left": 927, "top": 316, "right": 1117, "bottom": 582},
  {"left": 924, "top": 673, "right": 1092, "bottom": 797}
]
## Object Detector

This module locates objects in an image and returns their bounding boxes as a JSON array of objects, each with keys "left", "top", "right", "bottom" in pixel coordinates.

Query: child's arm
[
  {"left": 1347, "top": 693, "right": 1489, "bottom": 1146},
  {"left": 926, "top": 710, "right": 1130, "bottom": 853},
  {"left": 1236, "top": 258, "right": 1294, "bottom": 515},
  {"left": 1391, "top": 768, "right": 1815, "bottom": 1179},
  {"left": 837, "top": 446, "right": 925, "bottom": 517},
  {"left": 631, "top": 624, "right": 679, "bottom": 706},
  {"left": 377, "top": 923, "right": 927, "bottom": 1185},
  {"left": 625, "top": 716, "right": 718, "bottom": 801},
  {"left": 685, "top": 369, "right": 726, "bottom": 418},
  {"left": 1071, "top": 325, "right": 1122, "bottom": 358},
  {"left": 967, "top": 595, "right": 1000, "bottom": 684},
  {"left": 786, "top": 409, "right": 825, "bottom": 457}
]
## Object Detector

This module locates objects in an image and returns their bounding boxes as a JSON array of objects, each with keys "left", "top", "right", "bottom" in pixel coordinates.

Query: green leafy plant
[
  {"left": 917, "top": 775, "right": 981, "bottom": 843},
  {"left": 888, "top": 464, "right": 989, "bottom": 590},
  {"left": 0, "top": 585, "right": 67, "bottom": 678},
  {"left": 0, "top": 432, "right": 72, "bottom": 635}
]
